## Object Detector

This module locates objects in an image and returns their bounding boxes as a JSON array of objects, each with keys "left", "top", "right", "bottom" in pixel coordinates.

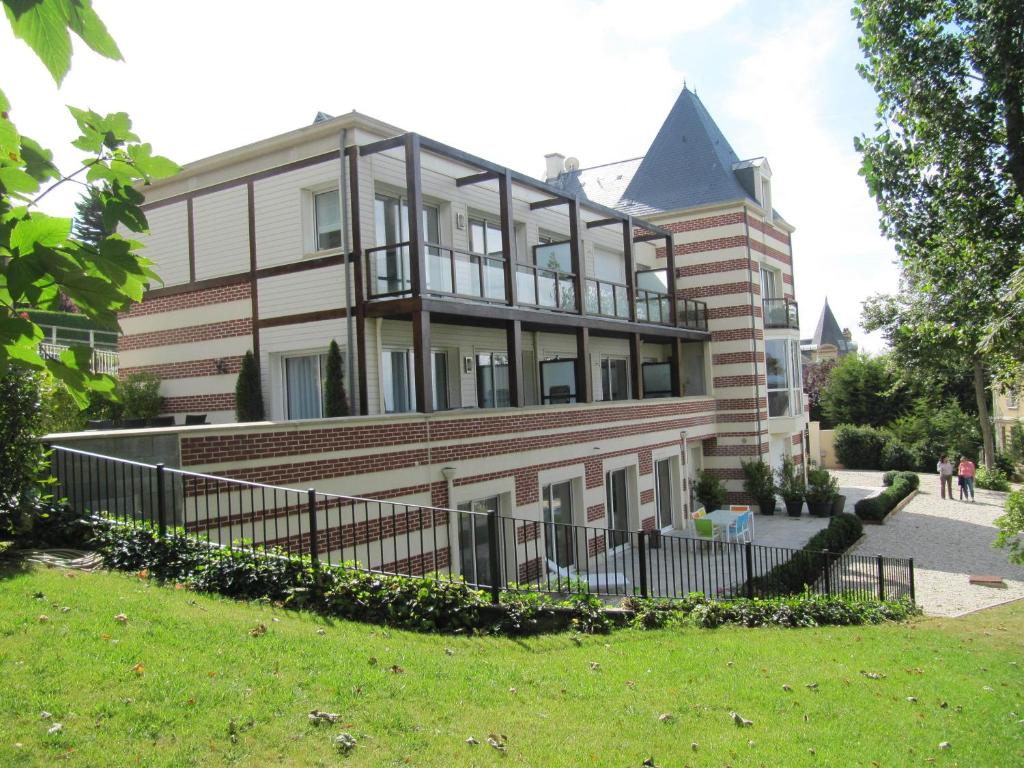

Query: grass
[{"left": 0, "top": 565, "right": 1021, "bottom": 767}]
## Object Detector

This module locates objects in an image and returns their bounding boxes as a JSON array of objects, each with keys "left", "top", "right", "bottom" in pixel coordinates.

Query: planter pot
[
  {"left": 831, "top": 494, "right": 846, "bottom": 516},
  {"left": 758, "top": 496, "right": 777, "bottom": 515},
  {"left": 784, "top": 498, "right": 804, "bottom": 517},
  {"left": 807, "top": 499, "right": 831, "bottom": 517}
]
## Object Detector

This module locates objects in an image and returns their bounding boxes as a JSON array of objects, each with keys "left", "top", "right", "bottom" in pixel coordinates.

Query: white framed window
[
  {"left": 680, "top": 342, "right": 707, "bottom": 397},
  {"left": 457, "top": 495, "right": 499, "bottom": 587},
  {"left": 381, "top": 348, "right": 449, "bottom": 413},
  {"left": 766, "top": 339, "right": 802, "bottom": 417},
  {"left": 284, "top": 352, "right": 328, "bottom": 420},
  {"left": 542, "top": 480, "right": 575, "bottom": 568},
  {"left": 372, "top": 194, "right": 441, "bottom": 295},
  {"left": 313, "top": 191, "right": 341, "bottom": 251},
  {"left": 600, "top": 357, "right": 629, "bottom": 401},
  {"left": 476, "top": 352, "right": 510, "bottom": 408}
]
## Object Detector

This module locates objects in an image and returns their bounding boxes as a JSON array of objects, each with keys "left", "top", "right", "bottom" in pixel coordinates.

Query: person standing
[
  {"left": 958, "top": 455, "right": 976, "bottom": 502},
  {"left": 936, "top": 455, "right": 954, "bottom": 499}
]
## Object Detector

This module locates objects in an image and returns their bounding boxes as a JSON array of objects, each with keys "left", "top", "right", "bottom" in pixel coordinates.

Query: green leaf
[
  {"left": 0, "top": 85, "right": 9, "bottom": 112},
  {"left": 63, "top": 0, "right": 122, "bottom": 61},
  {"left": 18, "top": 135, "right": 59, "bottom": 183},
  {"left": 0, "top": 165, "right": 39, "bottom": 196},
  {"left": 3, "top": 0, "right": 74, "bottom": 84},
  {"left": 0, "top": 110, "right": 19, "bottom": 159},
  {"left": 10, "top": 214, "right": 72, "bottom": 255},
  {"left": 128, "top": 143, "right": 180, "bottom": 179}
]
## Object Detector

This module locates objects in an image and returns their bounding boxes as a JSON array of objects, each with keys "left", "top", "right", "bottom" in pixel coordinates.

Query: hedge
[
  {"left": 746, "top": 513, "right": 864, "bottom": 595},
  {"left": 833, "top": 424, "right": 887, "bottom": 469},
  {"left": 856, "top": 472, "right": 918, "bottom": 521}
]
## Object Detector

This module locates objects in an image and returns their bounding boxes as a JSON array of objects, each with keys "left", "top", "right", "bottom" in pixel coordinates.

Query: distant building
[{"left": 801, "top": 299, "right": 857, "bottom": 365}]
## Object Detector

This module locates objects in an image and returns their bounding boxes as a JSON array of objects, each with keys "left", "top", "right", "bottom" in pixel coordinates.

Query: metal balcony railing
[{"left": 763, "top": 298, "right": 799, "bottom": 329}]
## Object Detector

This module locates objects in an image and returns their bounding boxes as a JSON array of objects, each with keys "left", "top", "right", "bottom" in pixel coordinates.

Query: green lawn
[{"left": 0, "top": 564, "right": 1021, "bottom": 767}]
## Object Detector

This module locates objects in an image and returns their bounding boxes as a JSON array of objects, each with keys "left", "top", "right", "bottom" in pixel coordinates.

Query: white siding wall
[
  {"left": 137, "top": 202, "right": 189, "bottom": 287},
  {"left": 257, "top": 265, "right": 348, "bottom": 320},
  {"left": 193, "top": 186, "right": 250, "bottom": 279}
]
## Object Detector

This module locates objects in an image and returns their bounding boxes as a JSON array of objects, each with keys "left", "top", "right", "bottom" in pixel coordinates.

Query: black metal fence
[{"left": 48, "top": 445, "right": 915, "bottom": 604}]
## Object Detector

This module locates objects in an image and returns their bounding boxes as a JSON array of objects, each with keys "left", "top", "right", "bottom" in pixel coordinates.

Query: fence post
[
  {"left": 908, "top": 558, "right": 916, "bottom": 604},
  {"left": 822, "top": 550, "right": 832, "bottom": 596},
  {"left": 745, "top": 542, "right": 754, "bottom": 599},
  {"left": 307, "top": 489, "right": 319, "bottom": 569},
  {"left": 876, "top": 554, "right": 885, "bottom": 601},
  {"left": 155, "top": 463, "right": 167, "bottom": 538},
  {"left": 637, "top": 531, "right": 649, "bottom": 599},
  {"left": 487, "top": 510, "right": 502, "bottom": 605}
]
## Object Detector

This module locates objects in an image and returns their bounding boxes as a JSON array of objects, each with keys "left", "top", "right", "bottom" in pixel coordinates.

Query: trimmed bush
[
  {"left": 975, "top": 465, "right": 1011, "bottom": 492},
  {"left": 855, "top": 473, "right": 917, "bottom": 522},
  {"left": 747, "top": 513, "right": 864, "bottom": 595},
  {"left": 694, "top": 471, "right": 727, "bottom": 511},
  {"left": 323, "top": 339, "right": 350, "bottom": 418},
  {"left": 880, "top": 439, "right": 917, "bottom": 471},
  {"left": 235, "top": 351, "right": 265, "bottom": 422},
  {"left": 833, "top": 424, "right": 887, "bottom": 469}
]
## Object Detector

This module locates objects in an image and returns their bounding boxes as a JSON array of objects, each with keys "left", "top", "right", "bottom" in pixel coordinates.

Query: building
[
  {"left": 58, "top": 87, "right": 806, "bottom": 582},
  {"left": 801, "top": 299, "right": 856, "bottom": 365},
  {"left": 994, "top": 384, "right": 1022, "bottom": 453}
]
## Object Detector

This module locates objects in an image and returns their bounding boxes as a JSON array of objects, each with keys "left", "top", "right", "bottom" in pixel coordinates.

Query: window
[
  {"left": 534, "top": 237, "right": 571, "bottom": 273},
  {"left": 760, "top": 266, "right": 780, "bottom": 300},
  {"left": 476, "top": 352, "right": 510, "bottom": 408},
  {"left": 1008, "top": 389, "right": 1019, "bottom": 409},
  {"left": 458, "top": 496, "right": 499, "bottom": 586},
  {"left": 372, "top": 194, "right": 440, "bottom": 295},
  {"left": 655, "top": 458, "right": 674, "bottom": 530},
  {"left": 540, "top": 358, "right": 576, "bottom": 404},
  {"left": 642, "top": 361, "right": 672, "bottom": 398},
  {"left": 284, "top": 353, "right": 328, "bottom": 420},
  {"left": 606, "top": 468, "right": 630, "bottom": 550},
  {"left": 469, "top": 217, "right": 506, "bottom": 300},
  {"left": 761, "top": 177, "right": 772, "bottom": 220},
  {"left": 601, "top": 357, "right": 629, "bottom": 401},
  {"left": 381, "top": 349, "right": 449, "bottom": 413},
  {"left": 766, "top": 339, "right": 802, "bottom": 417},
  {"left": 526, "top": 238, "right": 575, "bottom": 309},
  {"left": 681, "top": 342, "right": 707, "bottom": 396},
  {"left": 542, "top": 480, "right": 575, "bottom": 568},
  {"left": 314, "top": 191, "right": 341, "bottom": 251}
]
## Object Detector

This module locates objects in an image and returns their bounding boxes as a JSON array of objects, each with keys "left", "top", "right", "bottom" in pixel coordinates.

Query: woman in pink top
[{"left": 957, "top": 456, "right": 976, "bottom": 501}]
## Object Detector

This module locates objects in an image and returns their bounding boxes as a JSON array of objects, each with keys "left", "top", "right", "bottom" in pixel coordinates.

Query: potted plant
[
  {"left": 694, "top": 471, "right": 727, "bottom": 512},
  {"left": 741, "top": 459, "right": 776, "bottom": 515},
  {"left": 775, "top": 456, "right": 805, "bottom": 517},
  {"left": 805, "top": 464, "right": 839, "bottom": 517}
]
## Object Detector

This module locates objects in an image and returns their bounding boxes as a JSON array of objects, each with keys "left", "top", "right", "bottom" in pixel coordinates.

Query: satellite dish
[{"left": 564, "top": 157, "right": 580, "bottom": 172}]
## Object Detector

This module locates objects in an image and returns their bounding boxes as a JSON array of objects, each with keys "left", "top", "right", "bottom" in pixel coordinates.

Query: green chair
[{"left": 694, "top": 517, "right": 717, "bottom": 543}]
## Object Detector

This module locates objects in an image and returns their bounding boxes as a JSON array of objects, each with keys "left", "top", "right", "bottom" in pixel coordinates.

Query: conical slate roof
[
  {"left": 548, "top": 86, "right": 765, "bottom": 217},
  {"left": 812, "top": 300, "right": 849, "bottom": 350}
]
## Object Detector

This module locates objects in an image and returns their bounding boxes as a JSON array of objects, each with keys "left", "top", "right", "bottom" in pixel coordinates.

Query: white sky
[{"left": 0, "top": 0, "right": 896, "bottom": 350}]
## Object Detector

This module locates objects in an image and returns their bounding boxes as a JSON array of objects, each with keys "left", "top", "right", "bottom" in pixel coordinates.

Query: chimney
[{"left": 544, "top": 153, "right": 565, "bottom": 182}]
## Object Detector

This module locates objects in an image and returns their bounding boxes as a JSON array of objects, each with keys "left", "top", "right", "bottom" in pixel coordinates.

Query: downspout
[
  {"left": 339, "top": 128, "right": 358, "bottom": 414},
  {"left": 742, "top": 207, "right": 765, "bottom": 459}
]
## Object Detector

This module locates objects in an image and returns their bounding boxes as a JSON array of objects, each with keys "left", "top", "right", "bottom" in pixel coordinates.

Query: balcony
[{"left": 763, "top": 298, "right": 799, "bottom": 330}]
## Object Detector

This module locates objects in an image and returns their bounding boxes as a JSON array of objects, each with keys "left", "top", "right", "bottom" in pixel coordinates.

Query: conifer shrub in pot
[
  {"left": 775, "top": 456, "right": 806, "bottom": 517},
  {"left": 805, "top": 464, "right": 839, "bottom": 517},
  {"left": 741, "top": 459, "right": 776, "bottom": 515},
  {"left": 694, "top": 471, "right": 727, "bottom": 512}
]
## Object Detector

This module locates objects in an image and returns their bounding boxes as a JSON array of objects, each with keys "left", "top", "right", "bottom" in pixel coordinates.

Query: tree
[
  {"left": 72, "top": 184, "right": 112, "bottom": 249},
  {"left": 323, "top": 339, "right": 350, "bottom": 418},
  {"left": 235, "top": 351, "right": 265, "bottom": 422},
  {"left": 803, "top": 358, "right": 836, "bottom": 424},
  {"left": 1, "top": 0, "right": 178, "bottom": 407},
  {"left": 854, "top": 0, "right": 1024, "bottom": 466},
  {"left": 819, "top": 353, "right": 912, "bottom": 428}
]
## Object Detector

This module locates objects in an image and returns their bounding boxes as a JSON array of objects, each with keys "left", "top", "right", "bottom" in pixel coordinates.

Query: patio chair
[
  {"left": 729, "top": 504, "right": 751, "bottom": 513},
  {"left": 727, "top": 511, "right": 754, "bottom": 544},
  {"left": 545, "top": 559, "right": 630, "bottom": 593},
  {"left": 693, "top": 517, "right": 718, "bottom": 544}
]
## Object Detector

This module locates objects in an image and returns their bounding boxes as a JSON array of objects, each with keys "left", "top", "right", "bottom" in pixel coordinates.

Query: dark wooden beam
[
  {"left": 498, "top": 170, "right": 517, "bottom": 308},
  {"left": 349, "top": 148, "right": 369, "bottom": 415},
  {"left": 456, "top": 171, "right": 499, "bottom": 187},
  {"left": 666, "top": 234, "right": 677, "bottom": 327},
  {"left": 568, "top": 198, "right": 584, "bottom": 317},
  {"left": 257, "top": 307, "right": 348, "bottom": 329},
  {"left": 634, "top": 232, "right": 665, "bottom": 243},
  {"left": 622, "top": 217, "right": 636, "bottom": 323},
  {"left": 186, "top": 198, "right": 196, "bottom": 283},
  {"left": 405, "top": 134, "right": 426, "bottom": 297},
  {"left": 630, "top": 333, "right": 643, "bottom": 401},
  {"left": 506, "top": 319, "right": 524, "bottom": 407},
  {"left": 575, "top": 326, "right": 591, "bottom": 403},
  {"left": 359, "top": 135, "right": 405, "bottom": 156},
  {"left": 412, "top": 310, "right": 433, "bottom": 413},
  {"left": 529, "top": 197, "right": 567, "bottom": 211},
  {"left": 586, "top": 217, "right": 620, "bottom": 229}
]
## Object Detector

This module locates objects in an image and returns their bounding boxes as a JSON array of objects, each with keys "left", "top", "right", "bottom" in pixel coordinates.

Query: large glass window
[
  {"left": 642, "top": 361, "right": 672, "bottom": 398},
  {"left": 372, "top": 194, "right": 440, "bottom": 295},
  {"left": 314, "top": 191, "right": 341, "bottom": 251},
  {"left": 601, "top": 357, "right": 629, "bottom": 401},
  {"left": 540, "top": 359, "right": 576, "bottom": 404},
  {"left": 476, "top": 352, "right": 510, "bottom": 408},
  {"left": 382, "top": 349, "right": 449, "bottom": 413},
  {"left": 606, "top": 468, "right": 629, "bottom": 550},
  {"left": 458, "top": 496, "right": 499, "bottom": 586},
  {"left": 681, "top": 342, "right": 707, "bottom": 396},
  {"left": 469, "top": 217, "right": 506, "bottom": 300},
  {"left": 766, "top": 339, "right": 803, "bottom": 417},
  {"left": 760, "top": 267, "right": 780, "bottom": 300},
  {"left": 543, "top": 480, "right": 574, "bottom": 568},
  {"left": 285, "top": 353, "right": 328, "bottom": 420}
]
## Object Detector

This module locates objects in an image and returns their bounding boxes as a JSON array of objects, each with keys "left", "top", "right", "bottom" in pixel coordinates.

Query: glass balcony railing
[
  {"left": 366, "top": 241, "right": 507, "bottom": 302},
  {"left": 516, "top": 263, "right": 576, "bottom": 311},
  {"left": 585, "top": 278, "right": 630, "bottom": 319},
  {"left": 763, "top": 298, "right": 799, "bottom": 329}
]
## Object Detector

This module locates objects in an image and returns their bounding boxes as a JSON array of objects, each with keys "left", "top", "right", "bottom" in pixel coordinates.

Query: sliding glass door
[{"left": 606, "top": 468, "right": 629, "bottom": 551}]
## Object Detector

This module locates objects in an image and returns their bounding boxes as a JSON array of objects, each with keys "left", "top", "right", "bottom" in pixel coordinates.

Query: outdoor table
[{"left": 704, "top": 509, "right": 742, "bottom": 540}]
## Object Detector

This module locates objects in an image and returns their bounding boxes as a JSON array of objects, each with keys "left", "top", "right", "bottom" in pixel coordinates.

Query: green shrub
[
  {"left": 805, "top": 465, "right": 839, "bottom": 505},
  {"left": 747, "top": 513, "right": 863, "bottom": 595},
  {"left": 235, "top": 351, "right": 265, "bottom": 422},
  {"left": 995, "top": 490, "right": 1024, "bottom": 564},
  {"left": 833, "top": 424, "right": 886, "bottom": 469},
  {"left": 975, "top": 465, "right": 1011, "bottom": 492},
  {"left": 775, "top": 456, "right": 806, "bottom": 503},
  {"left": 0, "top": 368, "right": 50, "bottom": 538},
  {"left": 694, "top": 471, "right": 727, "bottom": 511},
  {"left": 854, "top": 473, "right": 917, "bottom": 522},
  {"left": 119, "top": 371, "right": 162, "bottom": 420},
  {"left": 880, "top": 439, "right": 917, "bottom": 471},
  {"left": 741, "top": 459, "right": 775, "bottom": 502},
  {"left": 323, "top": 339, "right": 350, "bottom": 418}
]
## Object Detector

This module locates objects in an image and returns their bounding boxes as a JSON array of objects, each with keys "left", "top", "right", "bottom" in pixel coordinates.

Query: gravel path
[{"left": 836, "top": 470, "right": 1024, "bottom": 616}]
